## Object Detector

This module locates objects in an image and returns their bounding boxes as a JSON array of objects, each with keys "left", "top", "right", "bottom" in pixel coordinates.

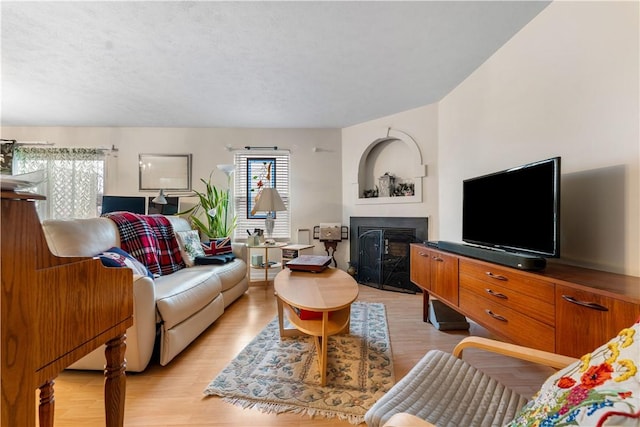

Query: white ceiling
[{"left": 1, "top": 1, "right": 550, "bottom": 129}]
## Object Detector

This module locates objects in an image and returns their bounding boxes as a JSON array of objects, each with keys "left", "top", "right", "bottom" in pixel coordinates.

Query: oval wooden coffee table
[{"left": 274, "top": 267, "right": 359, "bottom": 386}]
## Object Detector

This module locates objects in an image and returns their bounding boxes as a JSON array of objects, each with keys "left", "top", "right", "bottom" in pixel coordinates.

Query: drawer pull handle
[
  {"left": 485, "top": 289, "right": 508, "bottom": 299},
  {"left": 486, "top": 272, "right": 508, "bottom": 281},
  {"left": 485, "top": 309, "right": 507, "bottom": 322},
  {"left": 562, "top": 295, "right": 609, "bottom": 312},
  {"left": 417, "top": 252, "right": 429, "bottom": 257},
  {"left": 432, "top": 256, "right": 444, "bottom": 262}
]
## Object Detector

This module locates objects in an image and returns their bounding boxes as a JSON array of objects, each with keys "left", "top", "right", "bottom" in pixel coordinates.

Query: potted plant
[{"left": 179, "top": 167, "right": 236, "bottom": 240}]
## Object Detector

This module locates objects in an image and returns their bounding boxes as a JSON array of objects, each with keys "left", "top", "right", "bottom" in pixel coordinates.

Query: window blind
[{"left": 233, "top": 151, "right": 290, "bottom": 241}]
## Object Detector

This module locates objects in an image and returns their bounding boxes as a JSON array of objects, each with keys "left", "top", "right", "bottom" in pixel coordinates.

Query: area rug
[{"left": 203, "top": 301, "right": 394, "bottom": 424}]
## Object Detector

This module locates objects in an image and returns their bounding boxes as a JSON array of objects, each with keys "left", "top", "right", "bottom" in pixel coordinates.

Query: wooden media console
[{"left": 410, "top": 243, "right": 640, "bottom": 358}]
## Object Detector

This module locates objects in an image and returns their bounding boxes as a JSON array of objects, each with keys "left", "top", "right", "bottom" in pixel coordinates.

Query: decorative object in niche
[
  {"left": 354, "top": 127, "right": 426, "bottom": 205},
  {"left": 378, "top": 173, "right": 395, "bottom": 197},
  {"left": 139, "top": 153, "right": 192, "bottom": 191},
  {"left": 396, "top": 181, "right": 415, "bottom": 197},
  {"left": 376, "top": 172, "right": 415, "bottom": 198},
  {"left": 363, "top": 186, "right": 378, "bottom": 198}
]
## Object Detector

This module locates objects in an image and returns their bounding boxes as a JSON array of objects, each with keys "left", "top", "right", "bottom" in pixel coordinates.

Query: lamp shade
[
  {"left": 152, "top": 189, "right": 168, "bottom": 205},
  {"left": 253, "top": 188, "right": 286, "bottom": 213}
]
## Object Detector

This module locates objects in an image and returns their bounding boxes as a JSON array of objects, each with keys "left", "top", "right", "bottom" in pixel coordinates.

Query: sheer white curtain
[{"left": 13, "top": 147, "right": 105, "bottom": 220}]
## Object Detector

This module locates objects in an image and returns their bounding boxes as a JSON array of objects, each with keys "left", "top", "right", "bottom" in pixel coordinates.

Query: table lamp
[{"left": 253, "top": 187, "right": 286, "bottom": 244}]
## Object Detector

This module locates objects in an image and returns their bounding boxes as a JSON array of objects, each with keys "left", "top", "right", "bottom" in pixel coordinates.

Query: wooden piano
[{"left": 1, "top": 190, "right": 134, "bottom": 427}]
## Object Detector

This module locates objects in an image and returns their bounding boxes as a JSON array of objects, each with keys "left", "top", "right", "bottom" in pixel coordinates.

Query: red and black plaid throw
[
  {"left": 143, "top": 214, "right": 184, "bottom": 275},
  {"left": 104, "top": 212, "right": 184, "bottom": 276}
]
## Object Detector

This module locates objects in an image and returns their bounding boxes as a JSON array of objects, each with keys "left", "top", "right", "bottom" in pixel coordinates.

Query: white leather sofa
[{"left": 42, "top": 215, "right": 248, "bottom": 372}]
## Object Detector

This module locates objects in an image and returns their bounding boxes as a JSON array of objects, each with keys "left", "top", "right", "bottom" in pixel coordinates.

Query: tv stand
[
  {"left": 410, "top": 243, "right": 640, "bottom": 358},
  {"left": 436, "top": 241, "right": 546, "bottom": 271}
]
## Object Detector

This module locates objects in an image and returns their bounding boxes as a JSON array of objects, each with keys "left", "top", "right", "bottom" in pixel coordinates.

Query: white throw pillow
[{"left": 175, "top": 230, "right": 205, "bottom": 267}]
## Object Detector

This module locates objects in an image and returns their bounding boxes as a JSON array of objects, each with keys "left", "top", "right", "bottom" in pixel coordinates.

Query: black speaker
[{"left": 436, "top": 241, "right": 546, "bottom": 271}]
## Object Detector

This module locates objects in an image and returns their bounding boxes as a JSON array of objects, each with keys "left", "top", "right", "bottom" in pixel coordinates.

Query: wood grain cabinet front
[
  {"left": 409, "top": 245, "right": 431, "bottom": 291},
  {"left": 555, "top": 284, "right": 639, "bottom": 357},
  {"left": 429, "top": 251, "right": 459, "bottom": 304},
  {"left": 459, "top": 260, "right": 555, "bottom": 327},
  {"left": 410, "top": 243, "right": 640, "bottom": 358},
  {"left": 459, "top": 259, "right": 556, "bottom": 352}
]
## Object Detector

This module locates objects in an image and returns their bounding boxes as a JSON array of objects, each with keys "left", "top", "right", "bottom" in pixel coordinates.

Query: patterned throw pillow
[
  {"left": 201, "top": 237, "right": 232, "bottom": 255},
  {"left": 175, "top": 230, "right": 206, "bottom": 267},
  {"left": 97, "top": 246, "right": 153, "bottom": 278},
  {"left": 507, "top": 319, "right": 640, "bottom": 427}
]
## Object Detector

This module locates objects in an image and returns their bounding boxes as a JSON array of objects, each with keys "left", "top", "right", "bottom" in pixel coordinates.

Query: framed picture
[{"left": 139, "top": 154, "right": 192, "bottom": 191}]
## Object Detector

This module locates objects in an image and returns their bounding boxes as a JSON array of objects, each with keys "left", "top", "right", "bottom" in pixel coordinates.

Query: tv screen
[
  {"left": 101, "top": 195, "right": 147, "bottom": 215},
  {"left": 462, "top": 157, "right": 560, "bottom": 257}
]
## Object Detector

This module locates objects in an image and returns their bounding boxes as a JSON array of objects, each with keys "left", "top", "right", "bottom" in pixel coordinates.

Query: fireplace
[{"left": 350, "top": 217, "right": 428, "bottom": 293}]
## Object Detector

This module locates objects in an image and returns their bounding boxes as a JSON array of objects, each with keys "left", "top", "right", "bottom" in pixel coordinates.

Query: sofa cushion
[
  {"left": 175, "top": 230, "right": 206, "bottom": 267},
  {"left": 154, "top": 268, "right": 222, "bottom": 330},
  {"left": 97, "top": 246, "right": 153, "bottom": 278},
  {"left": 189, "top": 259, "right": 246, "bottom": 293}
]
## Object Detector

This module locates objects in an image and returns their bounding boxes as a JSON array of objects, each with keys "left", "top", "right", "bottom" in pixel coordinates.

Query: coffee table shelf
[
  {"left": 280, "top": 303, "right": 351, "bottom": 338},
  {"left": 274, "top": 268, "right": 359, "bottom": 386}
]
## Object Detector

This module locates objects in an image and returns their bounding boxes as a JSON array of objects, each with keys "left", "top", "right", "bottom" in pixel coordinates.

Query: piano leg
[
  {"left": 104, "top": 334, "right": 127, "bottom": 427},
  {"left": 38, "top": 379, "right": 55, "bottom": 427}
]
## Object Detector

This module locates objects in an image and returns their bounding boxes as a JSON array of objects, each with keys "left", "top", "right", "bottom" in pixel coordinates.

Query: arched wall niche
[{"left": 355, "top": 128, "right": 427, "bottom": 205}]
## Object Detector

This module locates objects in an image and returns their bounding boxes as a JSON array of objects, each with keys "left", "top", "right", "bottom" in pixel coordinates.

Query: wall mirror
[{"left": 139, "top": 153, "right": 192, "bottom": 191}]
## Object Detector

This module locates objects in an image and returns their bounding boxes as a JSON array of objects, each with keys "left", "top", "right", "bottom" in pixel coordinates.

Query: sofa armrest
[
  {"left": 232, "top": 242, "right": 246, "bottom": 262},
  {"left": 452, "top": 336, "right": 577, "bottom": 370}
]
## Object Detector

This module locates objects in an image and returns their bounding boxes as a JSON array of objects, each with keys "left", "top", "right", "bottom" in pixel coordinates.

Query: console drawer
[
  {"left": 460, "top": 259, "right": 555, "bottom": 302},
  {"left": 460, "top": 274, "right": 555, "bottom": 326},
  {"left": 459, "top": 288, "right": 555, "bottom": 352}
]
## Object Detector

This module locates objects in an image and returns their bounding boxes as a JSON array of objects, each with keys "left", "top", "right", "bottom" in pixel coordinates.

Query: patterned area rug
[{"left": 203, "top": 301, "right": 394, "bottom": 424}]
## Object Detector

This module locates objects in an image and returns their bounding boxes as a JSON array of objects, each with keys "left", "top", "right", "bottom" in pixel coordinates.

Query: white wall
[
  {"left": 2, "top": 126, "right": 343, "bottom": 256},
  {"left": 341, "top": 104, "right": 439, "bottom": 267},
  {"left": 438, "top": 1, "right": 639, "bottom": 275}
]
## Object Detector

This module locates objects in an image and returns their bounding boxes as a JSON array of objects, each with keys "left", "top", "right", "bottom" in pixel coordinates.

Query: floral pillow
[
  {"left": 507, "top": 319, "right": 640, "bottom": 427},
  {"left": 175, "top": 230, "right": 205, "bottom": 267}
]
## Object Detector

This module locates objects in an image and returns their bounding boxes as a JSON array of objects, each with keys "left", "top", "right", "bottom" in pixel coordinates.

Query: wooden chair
[{"left": 365, "top": 337, "right": 577, "bottom": 427}]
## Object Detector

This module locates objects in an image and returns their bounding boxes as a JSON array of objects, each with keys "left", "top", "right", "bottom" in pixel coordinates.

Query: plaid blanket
[{"left": 104, "top": 212, "right": 184, "bottom": 276}]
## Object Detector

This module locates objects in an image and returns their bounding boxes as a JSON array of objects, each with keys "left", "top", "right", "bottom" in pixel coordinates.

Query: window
[
  {"left": 233, "top": 151, "right": 290, "bottom": 241},
  {"left": 13, "top": 147, "right": 105, "bottom": 220}
]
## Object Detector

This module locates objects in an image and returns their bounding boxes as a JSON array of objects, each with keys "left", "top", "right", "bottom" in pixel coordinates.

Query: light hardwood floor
[{"left": 41, "top": 284, "right": 556, "bottom": 426}]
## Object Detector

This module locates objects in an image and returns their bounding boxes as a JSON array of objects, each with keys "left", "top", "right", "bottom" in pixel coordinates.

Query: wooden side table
[
  {"left": 246, "top": 242, "right": 287, "bottom": 285},
  {"left": 281, "top": 243, "right": 314, "bottom": 265}
]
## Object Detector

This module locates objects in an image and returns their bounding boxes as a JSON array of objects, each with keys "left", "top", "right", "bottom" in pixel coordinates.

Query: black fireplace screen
[{"left": 356, "top": 227, "right": 422, "bottom": 293}]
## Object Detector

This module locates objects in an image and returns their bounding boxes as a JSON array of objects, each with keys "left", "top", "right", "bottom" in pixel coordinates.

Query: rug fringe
[{"left": 222, "top": 397, "right": 365, "bottom": 425}]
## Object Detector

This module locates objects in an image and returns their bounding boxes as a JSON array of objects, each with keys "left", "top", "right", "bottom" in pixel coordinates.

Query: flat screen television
[
  {"left": 462, "top": 157, "right": 561, "bottom": 258},
  {"left": 101, "top": 195, "right": 147, "bottom": 215}
]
